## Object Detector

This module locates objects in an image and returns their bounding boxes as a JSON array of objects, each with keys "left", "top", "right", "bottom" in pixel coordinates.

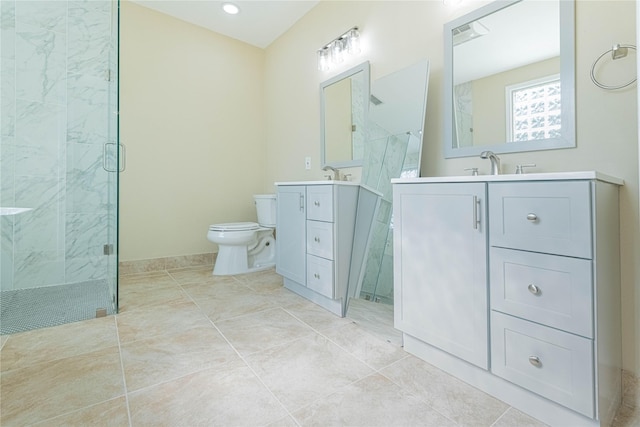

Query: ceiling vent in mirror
[{"left": 452, "top": 21, "right": 489, "bottom": 46}]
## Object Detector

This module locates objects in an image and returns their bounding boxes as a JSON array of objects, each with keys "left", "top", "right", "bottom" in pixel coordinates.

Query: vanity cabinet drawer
[
  {"left": 306, "top": 220, "right": 334, "bottom": 260},
  {"left": 490, "top": 247, "right": 593, "bottom": 338},
  {"left": 306, "top": 185, "right": 334, "bottom": 222},
  {"left": 489, "top": 181, "right": 592, "bottom": 259},
  {"left": 306, "top": 254, "right": 334, "bottom": 298},
  {"left": 491, "top": 311, "right": 594, "bottom": 418}
]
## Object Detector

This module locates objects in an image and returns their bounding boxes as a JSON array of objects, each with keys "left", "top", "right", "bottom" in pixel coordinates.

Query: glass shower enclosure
[{"left": 0, "top": 0, "right": 119, "bottom": 334}]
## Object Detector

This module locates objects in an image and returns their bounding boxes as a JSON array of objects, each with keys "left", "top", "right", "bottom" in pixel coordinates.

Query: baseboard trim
[{"left": 119, "top": 253, "right": 215, "bottom": 275}]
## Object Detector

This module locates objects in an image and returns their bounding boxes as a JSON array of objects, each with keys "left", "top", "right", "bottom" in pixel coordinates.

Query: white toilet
[{"left": 207, "top": 194, "right": 276, "bottom": 276}]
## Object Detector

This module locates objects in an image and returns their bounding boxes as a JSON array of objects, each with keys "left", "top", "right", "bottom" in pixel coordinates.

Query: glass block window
[{"left": 506, "top": 75, "right": 561, "bottom": 142}]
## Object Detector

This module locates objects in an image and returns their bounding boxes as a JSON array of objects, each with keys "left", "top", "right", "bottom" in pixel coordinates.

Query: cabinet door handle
[
  {"left": 527, "top": 213, "right": 538, "bottom": 222},
  {"left": 314, "top": 273, "right": 320, "bottom": 279},
  {"left": 299, "top": 194, "right": 304, "bottom": 212},
  {"left": 473, "top": 196, "right": 480, "bottom": 229},
  {"left": 314, "top": 200, "right": 320, "bottom": 207},
  {"left": 529, "top": 356, "right": 542, "bottom": 367},
  {"left": 314, "top": 236, "right": 320, "bottom": 243},
  {"left": 528, "top": 284, "right": 541, "bottom": 295}
]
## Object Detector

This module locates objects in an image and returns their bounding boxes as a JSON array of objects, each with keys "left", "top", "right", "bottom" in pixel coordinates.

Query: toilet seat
[{"left": 209, "top": 222, "right": 259, "bottom": 232}]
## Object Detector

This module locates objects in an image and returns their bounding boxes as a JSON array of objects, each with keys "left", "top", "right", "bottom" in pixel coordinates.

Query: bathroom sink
[{"left": 0, "top": 207, "right": 33, "bottom": 216}]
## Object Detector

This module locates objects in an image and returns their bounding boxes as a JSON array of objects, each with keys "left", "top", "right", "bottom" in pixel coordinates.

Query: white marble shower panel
[
  {"left": 16, "top": 22, "right": 67, "bottom": 105},
  {"left": 361, "top": 220, "right": 389, "bottom": 295},
  {"left": 66, "top": 254, "right": 108, "bottom": 284},
  {"left": 14, "top": 176, "right": 62, "bottom": 254},
  {"left": 67, "top": 1, "right": 111, "bottom": 79},
  {"left": 66, "top": 142, "right": 109, "bottom": 213},
  {"left": 1, "top": 216, "right": 15, "bottom": 290},
  {"left": 1, "top": 140, "right": 16, "bottom": 206},
  {"left": 1, "top": 57, "right": 16, "bottom": 137},
  {"left": 1, "top": 1, "right": 16, "bottom": 59},
  {"left": 16, "top": 100, "right": 66, "bottom": 151},
  {"left": 65, "top": 213, "right": 108, "bottom": 259},
  {"left": 2, "top": 0, "right": 116, "bottom": 291},
  {"left": 376, "top": 134, "right": 408, "bottom": 202},
  {"left": 13, "top": 249, "right": 65, "bottom": 289},
  {"left": 15, "top": 1, "right": 67, "bottom": 33},
  {"left": 67, "top": 74, "right": 109, "bottom": 145},
  {"left": 361, "top": 137, "right": 387, "bottom": 190}
]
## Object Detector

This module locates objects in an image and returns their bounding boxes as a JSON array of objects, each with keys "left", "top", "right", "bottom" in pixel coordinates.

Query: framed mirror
[
  {"left": 444, "top": 0, "right": 575, "bottom": 158},
  {"left": 320, "top": 61, "right": 370, "bottom": 168}
]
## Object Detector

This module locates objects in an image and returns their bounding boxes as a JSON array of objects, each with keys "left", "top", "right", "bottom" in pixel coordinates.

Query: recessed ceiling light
[{"left": 222, "top": 3, "right": 240, "bottom": 15}]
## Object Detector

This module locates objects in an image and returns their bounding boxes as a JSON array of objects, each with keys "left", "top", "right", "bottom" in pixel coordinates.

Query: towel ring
[{"left": 590, "top": 43, "right": 637, "bottom": 90}]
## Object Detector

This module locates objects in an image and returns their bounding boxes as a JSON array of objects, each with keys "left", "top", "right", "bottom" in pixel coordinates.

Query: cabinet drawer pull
[
  {"left": 314, "top": 236, "right": 320, "bottom": 243},
  {"left": 314, "top": 273, "right": 320, "bottom": 279},
  {"left": 526, "top": 213, "right": 538, "bottom": 222},
  {"left": 528, "top": 356, "right": 542, "bottom": 367},
  {"left": 527, "top": 284, "right": 541, "bottom": 295},
  {"left": 314, "top": 200, "right": 320, "bottom": 206},
  {"left": 473, "top": 196, "right": 480, "bottom": 229}
]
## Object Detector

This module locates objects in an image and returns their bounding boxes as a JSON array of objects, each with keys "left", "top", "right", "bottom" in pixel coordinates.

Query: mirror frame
[
  {"left": 320, "top": 61, "right": 370, "bottom": 169},
  {"left": 443, "top": 0, "right": 575, "bottom": 158}
]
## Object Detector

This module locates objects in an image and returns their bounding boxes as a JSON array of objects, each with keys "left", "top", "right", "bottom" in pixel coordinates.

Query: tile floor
[{"left": 0, "top": 266, "right": 638, "bottom": 426}]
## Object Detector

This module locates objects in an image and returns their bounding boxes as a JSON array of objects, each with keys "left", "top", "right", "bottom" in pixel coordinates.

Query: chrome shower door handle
[{"left": 103, "top": 142, "right": 126, "bottom": 172}]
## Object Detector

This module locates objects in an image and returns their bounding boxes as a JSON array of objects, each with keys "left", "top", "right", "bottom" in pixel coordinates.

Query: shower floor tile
[{"left": 0, "top": 280, "right": 115, "bottom": 335}]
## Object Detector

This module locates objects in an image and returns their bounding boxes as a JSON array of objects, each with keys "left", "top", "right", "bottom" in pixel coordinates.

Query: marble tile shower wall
[
  {"left": 0, "top": 1, "right": 116, "bottom": 291},
  {"left": 360, "top": 131, "right": 409, "bottom": 301}
]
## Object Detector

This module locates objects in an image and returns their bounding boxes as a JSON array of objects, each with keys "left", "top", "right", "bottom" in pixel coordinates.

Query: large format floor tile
[
  {"left": 0, "top": 346, "right": 125, "bottom": 426},
  {"left": 380, "top": 355, "right": 510, "bottom": 426},
  {"left": 245, "top": 333, "right": 374, "bottom": 412},
  {"left": 128, "top": 360, "right": 288, "bottom": 426},
  {"left": 292, "top": 373, "right": 457, "bottom": 427},
  {"left": 1, "top": 266, "right": 638, "bottom": 426},
  {"left": 215, "top": 307, "right": 315, "bottom": 356},
  {"left": 0, "top": 316, "right": 117, "bottom": 371},
  {"left": 120, "top": 325, "right": 240, "bottom": 391}
]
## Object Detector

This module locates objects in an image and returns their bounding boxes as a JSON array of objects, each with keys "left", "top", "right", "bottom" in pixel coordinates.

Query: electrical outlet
[{"left": 305, "top": 156, "right": 311, "bottom": 170}]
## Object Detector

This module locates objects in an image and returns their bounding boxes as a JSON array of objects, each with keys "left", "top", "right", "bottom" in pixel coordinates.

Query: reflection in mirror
[
  {"left": 347, "top": 60, "right": 430, "bottom": 316},
  {"left": 444, "top": 0, "right": 575, "bottom": 158},
  {"left": 321, "top": 62, "right": 370, "bottom": 168}
]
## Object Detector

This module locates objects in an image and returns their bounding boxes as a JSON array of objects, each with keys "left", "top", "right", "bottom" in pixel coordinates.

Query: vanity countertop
[
  {"left": 274, "top": 181, "right": 383, "bottom": 196},
  {"left": 392, "top": 171, "right": 624, "bottom": 186},
  {"left": 275, "top": 180, "right": 361, "bottom": 186}
]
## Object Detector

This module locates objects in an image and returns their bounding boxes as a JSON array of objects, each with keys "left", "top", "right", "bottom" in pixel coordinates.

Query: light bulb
[
  {"left": 317, "top": 48, "right": 330, "bottom": 71},
  {"left": 347, "top": 28, "right": 361, "bottom": 55},
  {"left": 331, "top": 39, "right": 345, "bottom": 64},
  {"left": 222, "top": 3, "right": 240, "bottom": 14}
]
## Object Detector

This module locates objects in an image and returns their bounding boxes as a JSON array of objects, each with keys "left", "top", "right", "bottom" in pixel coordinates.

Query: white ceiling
[{"left": 132, "top": 0, "right": 320, "bottom": 49}]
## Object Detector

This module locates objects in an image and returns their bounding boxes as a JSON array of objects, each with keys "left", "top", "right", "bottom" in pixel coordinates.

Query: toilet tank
[{"left": 254, "top": 194, "right": 276, "bottom": 227}]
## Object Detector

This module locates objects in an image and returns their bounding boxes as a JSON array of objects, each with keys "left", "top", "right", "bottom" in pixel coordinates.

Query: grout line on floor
[{"left": 114, "top": 314, "right": 134, "bottom": 427}]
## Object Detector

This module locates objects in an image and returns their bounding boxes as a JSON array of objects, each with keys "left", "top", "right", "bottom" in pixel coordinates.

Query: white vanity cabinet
[
  {"left": 393, "top": 182, "right": 489, "bottom": 369},
  {"left": 275, "top": 182, "right": 380, "bottom": 317},
  {"left": 392, "top": 172, "right": 622, "bottom": 427}
]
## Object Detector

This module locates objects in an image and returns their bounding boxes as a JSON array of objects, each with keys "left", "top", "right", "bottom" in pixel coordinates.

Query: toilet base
[{"left": 212, "top": 234, "right": 276, "bottom": 276}]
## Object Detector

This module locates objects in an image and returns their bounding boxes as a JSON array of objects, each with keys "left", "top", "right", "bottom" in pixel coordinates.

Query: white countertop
[
  {"left": 275, "top": 180, "right": 361, "bottom": 186},
  {"left": 391, "top": 171, "right": 624, "bottom": 186}
]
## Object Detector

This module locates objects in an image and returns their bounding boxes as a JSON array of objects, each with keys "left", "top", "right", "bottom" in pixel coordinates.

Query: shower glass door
[{"left": 0, "top": 0, "right": 119, "bottom": 335}]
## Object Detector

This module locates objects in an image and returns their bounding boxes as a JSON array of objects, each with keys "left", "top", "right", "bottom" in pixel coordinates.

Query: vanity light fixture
[
  {"left": 222, "top": 3, "right": 240, "bottom": 15},
  {"left": 317, "top": 27, "right": 361, "bottom": 71}
]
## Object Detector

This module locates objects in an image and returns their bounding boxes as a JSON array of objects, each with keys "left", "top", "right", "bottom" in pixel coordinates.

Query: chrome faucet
[
  {"left": 322, "top": 165, "right": 341, "bottom": 181},
  {"left": 480, "top": 151, "right": 501, "bottom": 175}
]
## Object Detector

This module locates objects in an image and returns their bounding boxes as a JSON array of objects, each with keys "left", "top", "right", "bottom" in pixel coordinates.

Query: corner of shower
[{"left": 0, "top": 0, "right": 120, "bottom": 335}]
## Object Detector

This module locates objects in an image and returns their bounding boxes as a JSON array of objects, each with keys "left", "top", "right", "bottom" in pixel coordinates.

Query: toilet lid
[{"left": 209, "top": 222, "right": 259, "bottom": 231}]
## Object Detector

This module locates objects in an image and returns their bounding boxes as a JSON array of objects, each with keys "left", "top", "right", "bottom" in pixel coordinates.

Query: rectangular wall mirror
[
  {"left": 320, "top": 61, "right": 370, "bottom": 168},
  {"left": 443, "top": 0, "right": 575, "bottom": 158}
]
